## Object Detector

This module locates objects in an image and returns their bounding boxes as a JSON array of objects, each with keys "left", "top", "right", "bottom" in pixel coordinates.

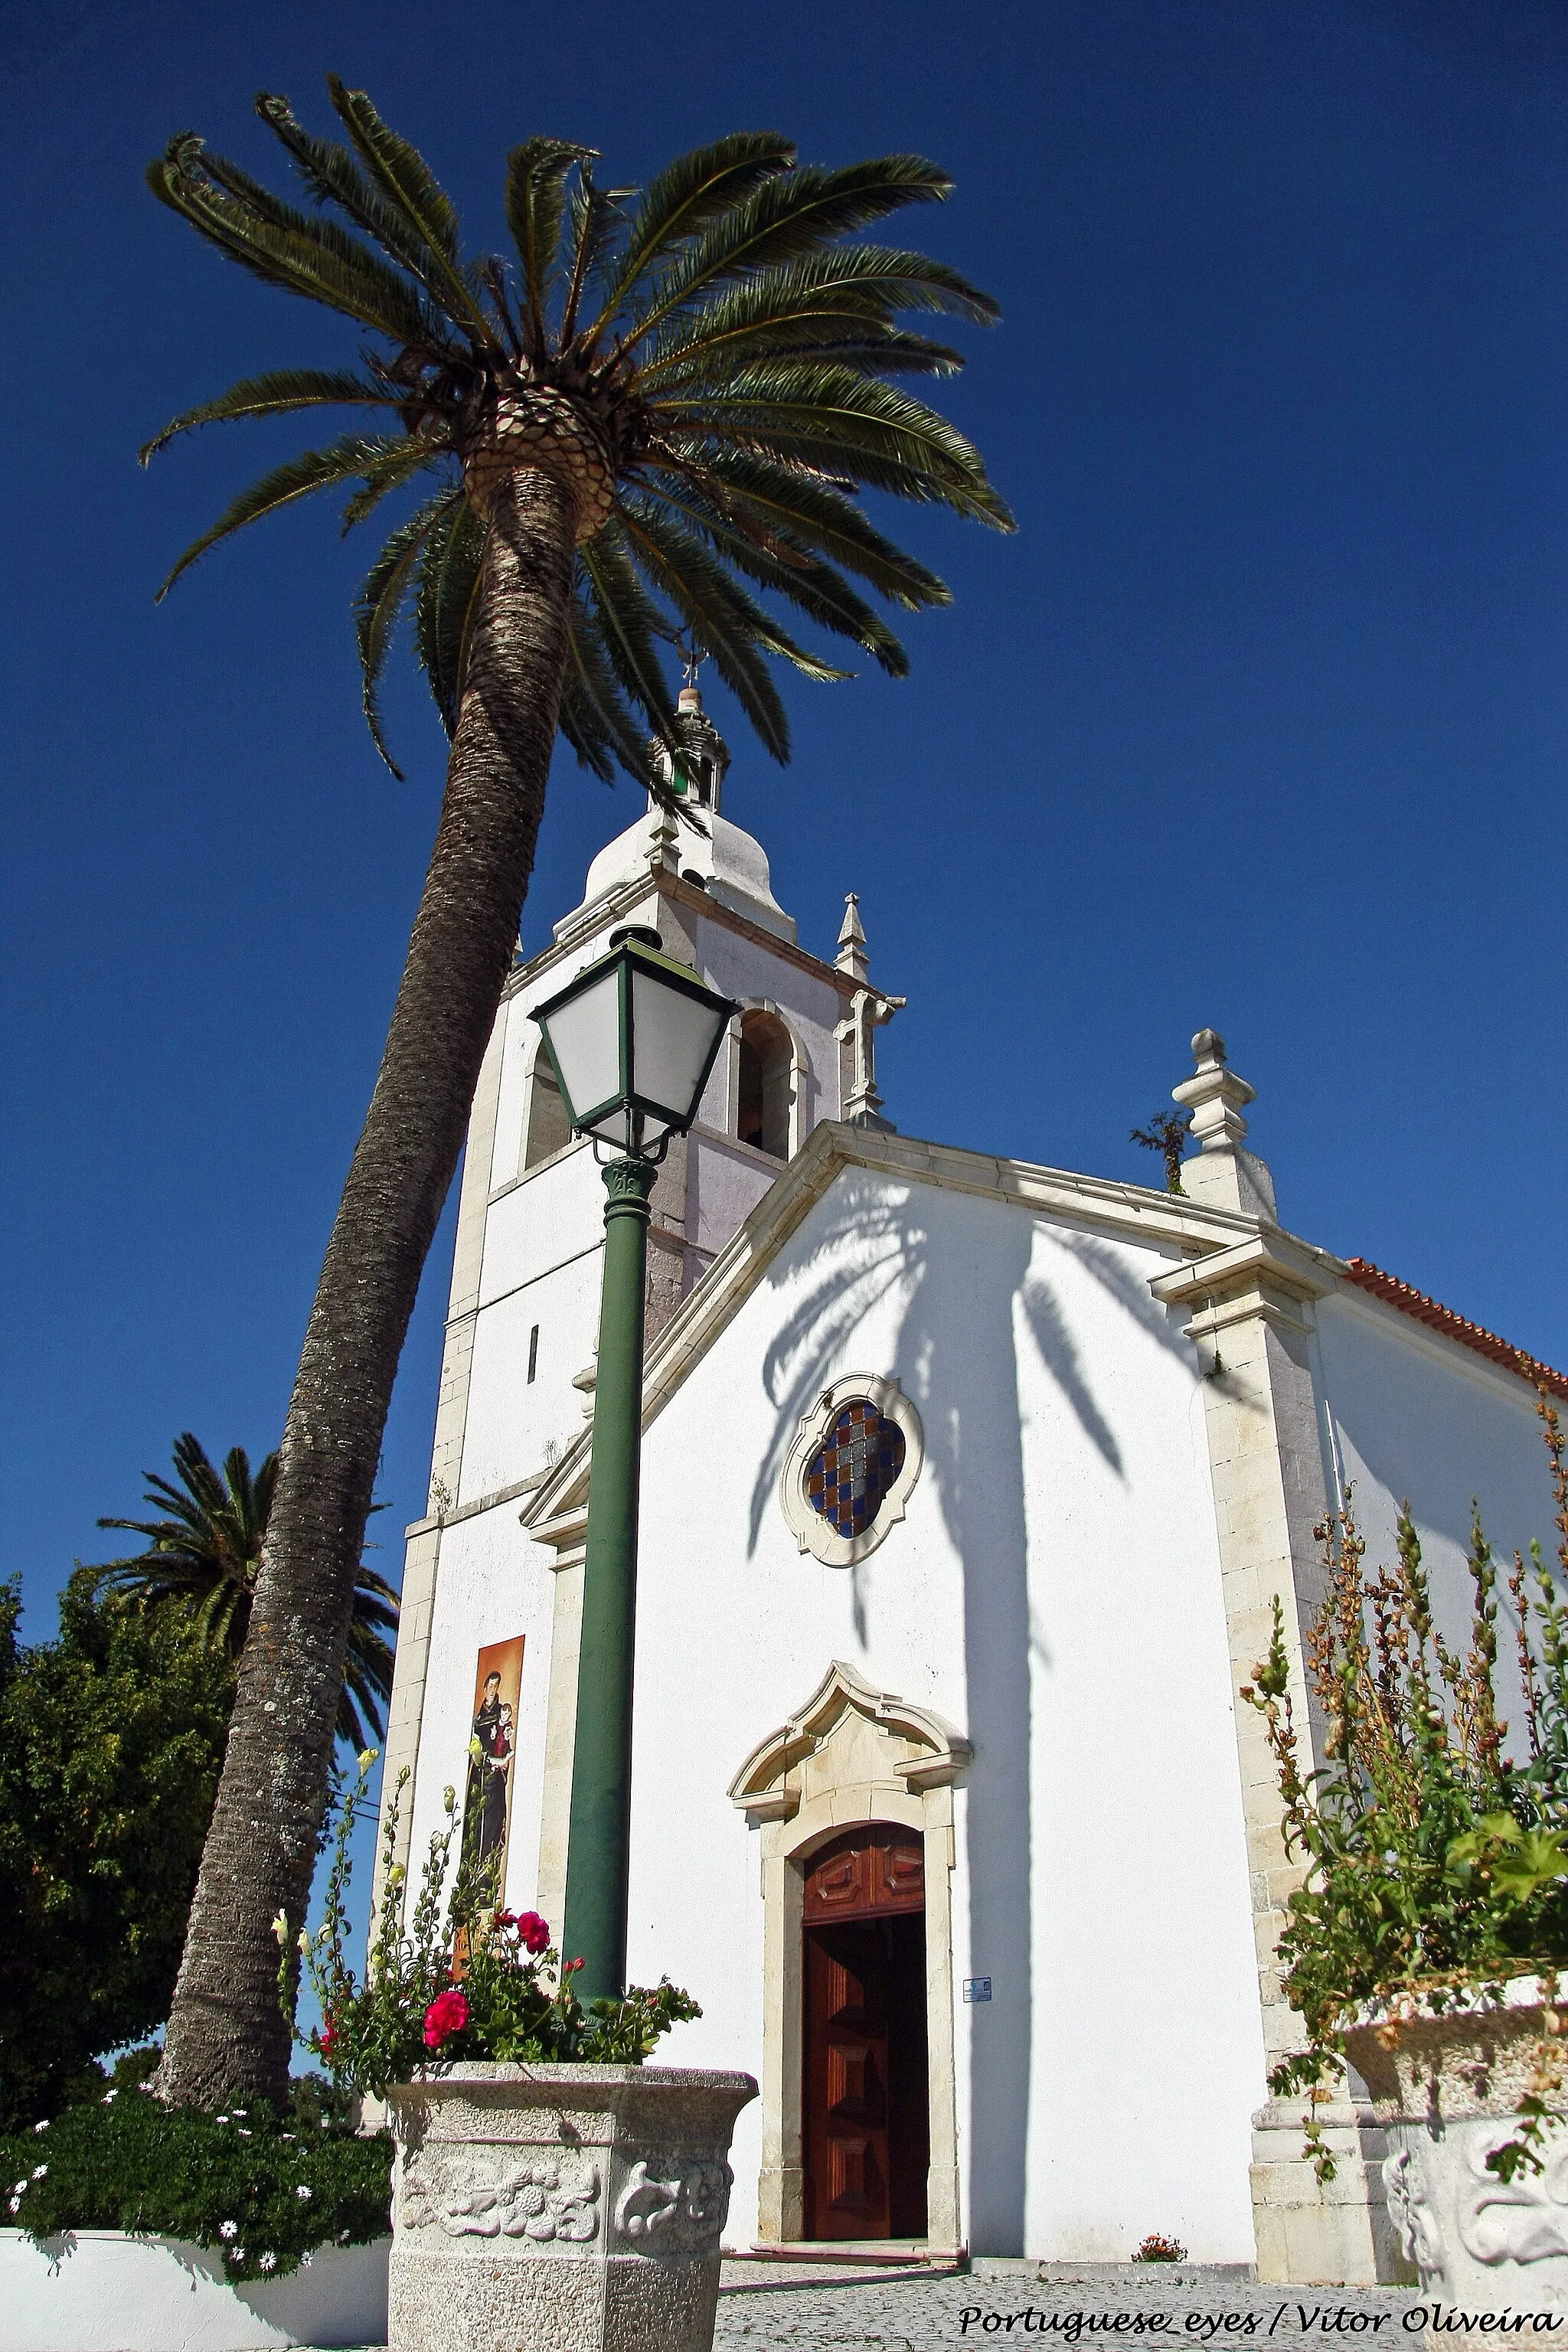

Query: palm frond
[
  {"left": 558, "top": 587, "right": 655, "bottom": 782},
  {"left": 665, "top": 361, "right": 999, "bottom": 484},
  {"left": 148, "top": 136, "right": 451, "bottom": 351},
  {"left": 505, "top": 137, "right": 596, "bottom": 356},
  {"left": 354, "top": 490, "right": 459, "bottom": 774},
  {"left": 153, "top": 433, "right": 420, "bottom": 599},
  {"left": 622, "top": 155, "right": 958, "bottom": 350},
  {"left": 594, "top": 132, "right": 795, "bottom": 325},
  {"left": 633, "top": 476, "right": 912, "bottom": 673},
  {"left": 639, "top": 245, "right": 1000, "bottom": 385},
  {"left": 413, "top": 496, "right": 488, "bottom": 734},
  {"left": 577, "top": 534, "right": 681, "bottom": 740},
  {"left": 254, "top": 91, "right": 460, "bottom": 289},
  {"left": 560, "top": 165, "right": 632, "bottom": 346},
  {"left": 613, "top": 506, "right": 795, "bottom": 757},
  {"left": 657, "top": 325, "right": 967, "bottom": 384},
  {"left": 324, "top": 76, "right": 495, "bottom": 345},
  {"left": 338, "top": 437, "right": 445, "bottom": 531},
  {"left": 139, "top": 368, "right": 402, "bottom": 464},
  {"left": 652, "top": 446, "right": 951, "bottom": 607}
]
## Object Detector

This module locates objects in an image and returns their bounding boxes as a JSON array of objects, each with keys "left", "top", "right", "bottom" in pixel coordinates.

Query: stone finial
[
  {"left": 835, "top": 892, "right": 870, "bottom": 984},
  {"left": 1172, "top": 1026, "right": 1256, "bottom": 1153},
  {"left": 1170, "top": 1027, "right": 1276, "bottom": 1220}
]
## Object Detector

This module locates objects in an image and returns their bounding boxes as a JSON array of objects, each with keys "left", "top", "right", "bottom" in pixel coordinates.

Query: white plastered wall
[
  {"left": 404, "top": 1504, "right": 560, "bottom": 1916},
  {"left": 607, "top": 1165, "right": 1263, "bottom": 2260},
  {"left": 1315, "top": 1292, "right": 1560, "bottom": 1719}
]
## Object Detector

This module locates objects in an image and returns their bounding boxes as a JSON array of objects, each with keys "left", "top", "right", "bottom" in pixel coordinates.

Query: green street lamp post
[{"left": 532, "top": 926, "right": 737, "bottom": 2001}]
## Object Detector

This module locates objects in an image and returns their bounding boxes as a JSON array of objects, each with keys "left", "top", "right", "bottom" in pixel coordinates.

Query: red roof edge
[{"left": 1341, "top": 1259, "right": 1568, "bottom": 1403}]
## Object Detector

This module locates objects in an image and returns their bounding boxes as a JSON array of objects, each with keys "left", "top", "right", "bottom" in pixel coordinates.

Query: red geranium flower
[
  {"left": 516, "top": 1912, "right": 550, "bottom": 1955},
  {"left": 423, "top": 1988, "right": 470, "bottom": 2049},
  {"left": 318, "top": 2021, "right": 339, "bottom": 2060},
  {"left": 493, "top": 1909, "right": 516, "bottom": 1929}
]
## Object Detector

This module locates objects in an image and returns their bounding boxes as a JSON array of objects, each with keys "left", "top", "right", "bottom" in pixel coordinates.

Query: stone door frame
[{"left": 728, "top": 1660, "right": 972, "bottom": 2253}]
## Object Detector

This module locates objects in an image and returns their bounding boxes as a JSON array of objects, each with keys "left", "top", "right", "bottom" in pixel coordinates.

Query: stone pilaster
[{"left": 1151, "top": 1231, "right": 1400, "bottom": 2283}]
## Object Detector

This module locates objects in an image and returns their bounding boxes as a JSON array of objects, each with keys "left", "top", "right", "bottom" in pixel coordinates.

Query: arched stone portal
[{"left": 728, "top": 1661, "right": 971, "bottom": 2252}]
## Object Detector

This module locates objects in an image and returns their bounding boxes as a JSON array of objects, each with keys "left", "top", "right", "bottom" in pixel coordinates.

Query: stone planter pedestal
[
  {"left": 386, "top": 2063, "right": 757, "bottom": 2352},
  {"left": 1343, "top": 1975, "right": 1568, "bottom": 2341}
]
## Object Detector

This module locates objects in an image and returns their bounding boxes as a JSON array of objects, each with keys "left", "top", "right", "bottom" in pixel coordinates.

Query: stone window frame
[
  {"left": 728, "top": 1659, "right": 972, "bottom": 2255},
  {"left": 779, "top": 1373, "right": 923, "bottom": 1569}
]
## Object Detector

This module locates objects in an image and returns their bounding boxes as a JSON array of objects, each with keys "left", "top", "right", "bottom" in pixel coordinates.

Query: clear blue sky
[{"left": 5, "top": 0, "right": 1566, "bottom": 1648}]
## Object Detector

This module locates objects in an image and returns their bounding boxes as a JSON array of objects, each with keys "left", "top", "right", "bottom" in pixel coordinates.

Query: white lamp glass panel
[
  {"left": 630, "top": 969, "right": 729, "bottom": 1127},
  {"left": 539, "top": 969, "right": 623, "bottom": 1124}
]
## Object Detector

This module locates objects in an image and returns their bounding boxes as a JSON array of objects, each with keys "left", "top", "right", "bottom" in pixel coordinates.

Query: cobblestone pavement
[{"left": 713, "top": 2262, "right": 1429, "bottom": 2352}]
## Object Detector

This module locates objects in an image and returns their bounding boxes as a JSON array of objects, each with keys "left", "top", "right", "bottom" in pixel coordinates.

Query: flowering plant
[
  {"left": 0, "top": 2075, "right": 389, "bottom": 2281},
  {"left": 295, "top": 1755, "right": 699, "bottom": 2099},
  {"left": 1244, "top": 1392, "right": 1568, "bottom": 2184}
]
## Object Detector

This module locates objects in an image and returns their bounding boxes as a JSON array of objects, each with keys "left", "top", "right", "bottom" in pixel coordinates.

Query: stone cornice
[
  {"left": 505, "top": 867, "right": 861, "bottom": 1008},
  {"left": 1148, "top": 1232, "right": 1341, "bottom": 1311}
]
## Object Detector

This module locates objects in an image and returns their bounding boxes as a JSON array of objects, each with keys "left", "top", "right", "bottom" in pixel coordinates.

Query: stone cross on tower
[{"left": 834, "top": 893, "right": 905, "bottom": 1130}]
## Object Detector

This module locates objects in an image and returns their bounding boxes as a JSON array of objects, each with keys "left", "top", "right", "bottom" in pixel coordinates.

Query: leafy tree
[
  {"left": 142, "top": 81, "right": 1011, "bottom": 2105},
  {"left": 0, "top": 1577, "right": 234, "bottom": 2129},
  {"left": 88, "top": 1433, "right": 397, "bottom": 1753}
]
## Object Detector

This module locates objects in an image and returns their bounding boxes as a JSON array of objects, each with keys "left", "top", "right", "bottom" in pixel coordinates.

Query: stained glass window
[{"left": 804, "top": 1400, "right": 907, "bottom": 1540}]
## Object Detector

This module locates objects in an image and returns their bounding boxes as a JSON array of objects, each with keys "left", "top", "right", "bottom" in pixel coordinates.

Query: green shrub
[
  {"left": 0, "top": 2077, "right": 390, "bottom": 2280},
  {"left": 1244, "top": 1392, "right": 1568, "bottom": 2181}
]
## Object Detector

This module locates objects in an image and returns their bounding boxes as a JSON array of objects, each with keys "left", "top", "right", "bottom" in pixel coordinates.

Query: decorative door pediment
[{"left": 727, "top": 1659, "right": 972, "bottom": 1826}]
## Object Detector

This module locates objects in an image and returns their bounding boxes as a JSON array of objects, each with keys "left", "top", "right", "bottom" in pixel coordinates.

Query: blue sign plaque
[{"left": 962, "top": 1976, "right": 992, "bottom": 2003}]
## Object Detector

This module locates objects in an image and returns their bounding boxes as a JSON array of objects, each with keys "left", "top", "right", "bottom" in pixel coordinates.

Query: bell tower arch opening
[
  {"left": 737, "top": 1009, "right": 794, "bottom": 1160},
  {"left": 523, "top": 1040, "right": 572, "bottom": 1170}
]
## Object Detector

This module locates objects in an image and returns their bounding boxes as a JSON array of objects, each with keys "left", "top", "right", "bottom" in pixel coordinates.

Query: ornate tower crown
[{"left": 648, "top": 681, "right": 731, "bottom": 816}]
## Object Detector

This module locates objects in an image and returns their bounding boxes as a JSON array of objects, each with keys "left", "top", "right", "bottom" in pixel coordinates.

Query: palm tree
[
  {"left": 143, "top": 80, "right": 1011, "bottom": 2106},
  {"left": 88, "top": 1432, "right": 398, "bottom": 1754}
]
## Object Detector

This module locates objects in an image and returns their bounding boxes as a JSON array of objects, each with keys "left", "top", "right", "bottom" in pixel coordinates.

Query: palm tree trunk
[{"left": 158, "top": 470, "right": 577, "bottom": 2107}]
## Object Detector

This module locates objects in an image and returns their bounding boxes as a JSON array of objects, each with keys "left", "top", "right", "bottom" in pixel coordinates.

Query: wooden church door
[{"left": 802, "top": 1826, "right": 929, "bottom": 2240}]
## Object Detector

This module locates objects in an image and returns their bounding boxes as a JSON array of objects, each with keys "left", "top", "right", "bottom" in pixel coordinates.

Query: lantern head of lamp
[{"left": 531, "top": 928, "right": 737, "bottom": 1165}]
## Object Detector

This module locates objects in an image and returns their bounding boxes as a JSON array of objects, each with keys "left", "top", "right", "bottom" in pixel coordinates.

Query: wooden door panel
[
  {"left": 803, "top": 1827, "right": 929, "bottom": 2243},
  {"left": 804, "top": 1826, "right": 923, "bottom": 1920}
]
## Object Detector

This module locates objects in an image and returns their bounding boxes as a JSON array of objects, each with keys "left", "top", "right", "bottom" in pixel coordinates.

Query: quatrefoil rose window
[{"left": 780, "top": 1374, "right": 923, "bottom": 1568}]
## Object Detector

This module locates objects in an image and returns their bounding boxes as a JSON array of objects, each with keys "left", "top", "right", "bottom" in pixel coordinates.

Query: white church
[{"left": 376, "top": 687, "right": 1563, "bottom": 2282}]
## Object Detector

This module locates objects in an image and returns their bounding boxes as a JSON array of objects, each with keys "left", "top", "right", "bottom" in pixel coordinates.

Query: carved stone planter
[
  {"left": 385, "top": 2063, "right": 756, "bottom": 2352},
  {"left": 1344, "top": 1976, "right": 1568, "bottom": 2338}
]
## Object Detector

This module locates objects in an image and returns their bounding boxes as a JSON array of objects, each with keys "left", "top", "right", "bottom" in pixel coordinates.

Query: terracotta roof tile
[{"left": 1341, "top": 1259, "right": 1568, "bottom": 1401}]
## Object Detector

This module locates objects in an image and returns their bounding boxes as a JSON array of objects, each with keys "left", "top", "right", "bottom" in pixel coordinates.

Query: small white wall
[
  {"left": 1315, "top": 1292, "right": 1560, "bottom": 1725},
  {"left": 616, "top": 1167, "right": 1262, "bottom": 2261}
]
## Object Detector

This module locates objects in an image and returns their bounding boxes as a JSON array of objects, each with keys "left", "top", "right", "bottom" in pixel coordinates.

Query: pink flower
[
  {"left": 318, "top": 2022, "right": 339, "bottom": 2061},
  {"left": 516, "top": 1912, "right": 550, "bottom": 1955},
  {"left": 423, "top": 1988, "right": 470, "bottom": 2049}
]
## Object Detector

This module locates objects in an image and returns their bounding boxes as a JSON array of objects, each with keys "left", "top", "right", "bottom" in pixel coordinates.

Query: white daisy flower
[
  {"left": 7, "top": 2199, "right": 18, "bottom": 2216},
  {"left": 31, "top": 2121, "right": 48, "bottom": 2134},
  {"left": 11, "top": 2180, "right": 24, "bottom": 2195},
  {"left": 216, "top": 2115, "right": 228, "bottom": 2125},
  {"left": 300, "top": 2253, "right": 313, "bottom": 2269},
  {"left": 102, "top": 2089, "right": 118, "bottom": 2103},
  {"left": 296, "top": 2185, "right": 312, "bottom": 2201},
  {"left": 219, "top": 2221, "right": 238, "bottom": 2240},
  {"left": 259, "top": 2252, "right": 276, "bottom": 2273},
  {"left": 31, "top": 2166, "right": 47, "bottom": 2180}
]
